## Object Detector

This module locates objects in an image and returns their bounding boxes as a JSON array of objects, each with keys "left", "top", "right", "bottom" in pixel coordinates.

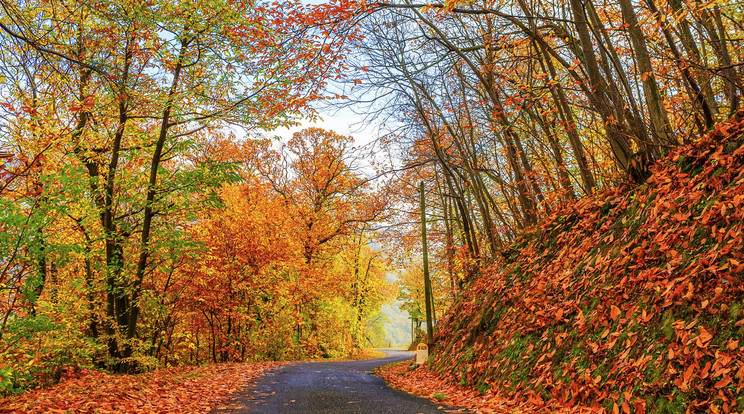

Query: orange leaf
[
  {"left": 714, "top": 378, "right": 732, "bottom": 389},
  {"left": 696, "top": 326, "right": 713, "bottom": 348},
  {"left": 683, "top": 364, "right": 695, "bottom": 383}
]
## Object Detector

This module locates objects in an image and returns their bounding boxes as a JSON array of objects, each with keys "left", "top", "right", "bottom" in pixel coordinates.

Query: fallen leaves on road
[
  {"left": 0, "top": 362, "right": 284, "bottom": 413},
  {"left": 376, "top": 361, "right": 595, "bottom": 413}
]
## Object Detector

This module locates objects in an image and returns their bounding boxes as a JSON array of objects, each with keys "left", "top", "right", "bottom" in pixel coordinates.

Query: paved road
[{"left": 218, "top": 349, "right": 468, "bottom": 413}]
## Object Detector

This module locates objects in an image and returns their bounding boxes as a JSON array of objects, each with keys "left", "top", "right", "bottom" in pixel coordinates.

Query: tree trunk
[
  {"left": 420, "top": 182, "right": 434, "bottom": 348},
  {"left": 618, "top": 0, "right": 676, "bottom": 150}
]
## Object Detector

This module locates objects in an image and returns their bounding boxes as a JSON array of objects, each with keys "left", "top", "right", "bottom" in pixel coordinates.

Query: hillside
[{"left": 427, "top": 111, "right": 744, "bottom": 413}]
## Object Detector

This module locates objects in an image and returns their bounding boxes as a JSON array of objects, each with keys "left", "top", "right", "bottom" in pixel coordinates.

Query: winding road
[{"left": 217, "top": 349, "right": 468, "bottom": 413}]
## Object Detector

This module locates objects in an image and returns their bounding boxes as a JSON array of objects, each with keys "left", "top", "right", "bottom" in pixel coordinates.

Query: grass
[{"left": 432, "top": 391, "right": 447, "bottom": 401}]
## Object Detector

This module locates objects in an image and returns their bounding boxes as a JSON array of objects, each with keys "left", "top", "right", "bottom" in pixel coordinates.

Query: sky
[{"left": 267, "top": 106, "right": 379, "bottom": 147}]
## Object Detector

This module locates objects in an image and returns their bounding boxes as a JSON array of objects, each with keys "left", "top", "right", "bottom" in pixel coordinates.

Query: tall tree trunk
[
  {"left": 126, "top": 38, "right": 188, "bottom": 369},
  {"left": 420, "top": 182, "right": 434, "bottom": 348},
  {"left": 696, "top": 6, "right": 741, "bottom": 115},
  {"left": 567, "top": 0, "right": 635, "bottom": 172},
  {"left": 667, "top": 0, "right": 720, "bottom": 119},
  {"left": 645, "top": 0, "right": 714, "bottom": 132},
  {"left": 617, "top": 0, "right": 676, "bottom": 150},
  {"left": 538, "top": 44, "right": 596, "bottom": 193}
]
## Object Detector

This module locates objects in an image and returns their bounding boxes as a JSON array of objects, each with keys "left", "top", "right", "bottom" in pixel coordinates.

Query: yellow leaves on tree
[{"left": 167, "top": 128, "right": 393, "bottom": 362}]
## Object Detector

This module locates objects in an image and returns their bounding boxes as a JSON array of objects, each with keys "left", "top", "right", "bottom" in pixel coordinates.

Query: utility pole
[
  {"left": 420, "top": 181, "right": 434, "bottom": 348},
  {"left": 411, "top": 317, "right": 414, "bottom": 344}
]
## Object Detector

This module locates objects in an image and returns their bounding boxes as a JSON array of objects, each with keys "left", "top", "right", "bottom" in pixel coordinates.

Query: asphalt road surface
[{"left": 218, "top": 349, "right": 469, "bottom": 413}]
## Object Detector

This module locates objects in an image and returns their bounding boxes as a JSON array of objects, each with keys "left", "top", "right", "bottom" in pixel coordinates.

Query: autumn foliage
[
  {"left": 176, "top": 133, "right": 394, "bottom": 364},
  {"left": 2, "top": 0, "right": 744, "bottom": 409},
  {"left": 0, "top": 0, "right": 390, "bottom": 396},
  {"left": 424, "top": 112, "right": 744, "bottom": 413}
]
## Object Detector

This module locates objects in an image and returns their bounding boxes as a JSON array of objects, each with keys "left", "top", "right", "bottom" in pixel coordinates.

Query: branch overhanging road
[{"left": 218, "top": 349, "right": 470, "bottom": 413}]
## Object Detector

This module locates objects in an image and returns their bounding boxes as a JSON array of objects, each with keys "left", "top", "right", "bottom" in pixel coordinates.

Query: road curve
[{"left": 217, "top": 349, "right": 468, "bottom": 413}]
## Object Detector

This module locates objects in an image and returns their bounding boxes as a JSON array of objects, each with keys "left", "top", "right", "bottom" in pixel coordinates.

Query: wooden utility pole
[
  {"left": 420, "top": 181, "right": 434, "bottom": 347},
  {"left": 411, "top": 317, "right": 416, "bottom": 345}
]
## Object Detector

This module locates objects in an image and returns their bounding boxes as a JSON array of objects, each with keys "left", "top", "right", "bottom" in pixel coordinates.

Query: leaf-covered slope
[{"left": 431, "top": 112, "right": 744, "bottom": 413}]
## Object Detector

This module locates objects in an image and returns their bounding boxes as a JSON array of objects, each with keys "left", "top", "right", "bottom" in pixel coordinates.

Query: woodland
[{"left": 0, "top": 0, "right": 743, "bottom": 412}]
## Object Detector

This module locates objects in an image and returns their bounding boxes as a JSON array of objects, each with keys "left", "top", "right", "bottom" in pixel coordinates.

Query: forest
[{"left": 1, "top": 0, "right": 743, "bottom": 412}]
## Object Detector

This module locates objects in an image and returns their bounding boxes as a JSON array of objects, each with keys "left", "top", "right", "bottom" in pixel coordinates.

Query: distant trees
[{"left": 180, "top": 129, "right": 393, "bottom": 362}]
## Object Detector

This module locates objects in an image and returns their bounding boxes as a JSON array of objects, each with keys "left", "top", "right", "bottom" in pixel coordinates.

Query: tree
[
  {"left": 0, "top": 0, "right": 347, "bottom": 372},
  {"left": 259, "top": 127, "right": 390, "bottom": 352},
  {"left": 337, "top": 0, "right": 743, "bottom": 272},
  {"left": 161, "top": 129, "right": 393, "bottom": 362}
]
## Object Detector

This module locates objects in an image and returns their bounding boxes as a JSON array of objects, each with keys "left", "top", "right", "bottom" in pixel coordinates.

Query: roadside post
[{"left": 416, "top": 343, "right": 429, "bottom": 364}]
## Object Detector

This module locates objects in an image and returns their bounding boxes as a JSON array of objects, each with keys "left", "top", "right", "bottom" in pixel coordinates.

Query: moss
[
  {"left": 692, "top": 197, "right": 716, "bottom": 216},
  {"left": 729, "top": 301, "right": 743, "bottom": 321},
  {"left": 590, "top": 296, "right": 601, "bottom": 310},
  {"left": 593, "top": 363, "right": 609, "bottom": 382},
  {"left": 676, "top": 155, "right": 692, "bottom": 173},
  {"left": 552, "top": 365, "right": 564, "bottom": 384},
  {"left": 573, "top": 257, "right": 587, "bottom": 277},
  {"left": 724, "top": 141, "right": 740, "bottom": 154},
  {"left": 491, "top": 333, "right": 540, "bottom": 388},
  {"left": 477, "top": 305, "right": 505, "bottom": 334},
  {"left": 619, "top": 197, "right": 651, "bottom": 238},
  {"left": 549, "top": 213, "right": 579, "bottom": 234},
  {"left": 645, "top": 360, "right": 663, "bottom": 384},
  {"left": 462, "top": 347, "right": 476, "bottom": 363},
  {"left": 600, "top": 200, "right": 614, "bottom": 216},
  {"left": 503, "top": 334, "right": 530, "bottom": 364},
  {"left": 476, "top": 382, "right": 492, "bottom": 395},
  {"left": 574, "top": 353, "right": 590, "bottom": 371},
  {"left": 660, "top": 310, "right": 675, "bottom": 340},
  {"left": 506, "top": 262, "right": 527, "bottom": 285},
  {"left": 652, "top": 392, "right": 689, "bottom": 413},
  {"left": 689, "top": 163, "right": 705, "bottom": 177}
]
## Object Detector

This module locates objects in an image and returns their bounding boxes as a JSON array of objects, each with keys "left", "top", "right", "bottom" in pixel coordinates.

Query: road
[{"left": 217, "top": 349, "right": 468, "bottom": 413}]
